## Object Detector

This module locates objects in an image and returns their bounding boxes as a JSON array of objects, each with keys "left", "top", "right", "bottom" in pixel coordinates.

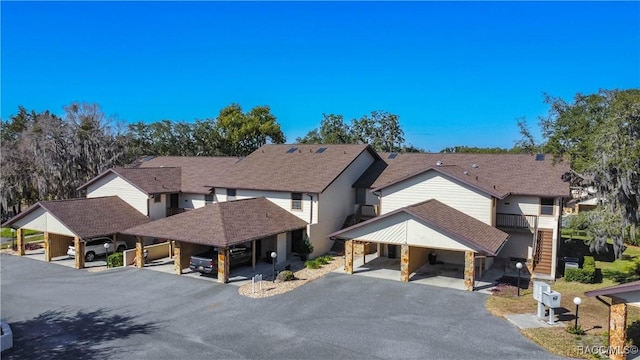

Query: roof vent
[
  {"left": 464, "top": 171, "right": 469, "bottom": 175},
  {"left": 436, "top": 160, "right": 443, "bottom": 166},
  {"left": 286, "top": 147, "right": 298, "bottom": 153},
  {"left": 388, "top": 153, "right": 398, "bottom": 159},
  {"left": 316, "top": 147, "right": 327, "bottom": 153},
  {"left": 472, "top": 163, "right": 479, "bottom": 168},
  {"left": 535, "top": 154, "right": 545, "bottom": 161}
]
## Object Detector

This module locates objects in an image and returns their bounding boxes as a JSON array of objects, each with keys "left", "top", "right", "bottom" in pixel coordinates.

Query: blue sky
[{"left": 2, "top": 1, "right": 639, "bottom": 152}]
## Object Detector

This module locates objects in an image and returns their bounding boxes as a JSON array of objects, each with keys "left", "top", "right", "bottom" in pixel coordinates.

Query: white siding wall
[
  {"left": 496, "top": 195, "right": 539, "bottom": 215},
  {"left": 214, "top": 188, "right": 228, "bottom": 203},
  {"left": 231, "top": 189, "right": 317, "bottom": 224},
  {"left": 315, "top": 150, "right": 376, "bottom": 256},
  {"left": 13, "top": 207, "right": 75, "bottom": 237},
  {"left": 86, "top": 173, "right": 148, "bottom": 216},
  {"left": 497, "top": 232, "right": 532, "bottom": 259},
  {"left": 406, "top": 219, "right": 473, "bottom": 251},
  {"left": 180, "top": 193, "right": 207, "bottom": 210},
  {"left": 381, "top": 171, "right": 493, "bottom": 224},
  {"left": 148, "top": 195, "right": 166, "bottom": 220},
  {"left": 338, "top": 212, "right": 410, "bottom": 245}
]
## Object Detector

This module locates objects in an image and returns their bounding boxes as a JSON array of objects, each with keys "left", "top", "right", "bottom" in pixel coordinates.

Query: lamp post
[
  {"left": 573, "top": 297, "right": 582, "bottom": 329},
  {"left": 515, "top": 262, "right": 523, "bottom": 297},
  {"left": 104, "top": 242, "right": 110, "bottom": 262},
  {"left": 11, "top": 228, "right": 15, "bottom": 251},
  {"left": 271, "top": 251, "right": 277, "bottom": 282}
]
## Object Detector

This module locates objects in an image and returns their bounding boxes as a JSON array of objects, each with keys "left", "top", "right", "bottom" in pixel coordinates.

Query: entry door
[{"left": 170, "top": 194, "right": 179, "bottom": 208}]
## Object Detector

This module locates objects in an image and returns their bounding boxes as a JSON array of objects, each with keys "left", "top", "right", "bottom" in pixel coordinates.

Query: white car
[{"left": 67, "top": 237, "right": 127, "bottom": 262}]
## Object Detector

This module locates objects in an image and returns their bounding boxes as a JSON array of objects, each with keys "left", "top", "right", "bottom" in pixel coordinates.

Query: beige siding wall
[
  {"left": 233, "top": 189, "right": 318, "bottom": 224},
  {"left": 338, "top": 212, "right": 409, "bottom": 245},
  {"left": 497, "top": 195, "right": 539, "bottom": 215},
  {"left": 315, "top": 150, "right": 376, "bottom": 256},
  {"left": 381, "top": 171, "right": 493, "bottom": 224},
  {"left": 497, "top": 232, "right": 532, "bottom": 259},
  {"left": 406, "top": 219, "right": 474, "bottom": 251},
  {"left": 13, "top": 207, "right": 75, "bottom": 237},
  {"left": 148, "top": 194, "right": 166, "bottom": 220},
  {"left": 86, "top": 173, "right": 148, "bottom": 216},
  {"left": 180, "top": 193, "right": 207, "bottom": 209}
]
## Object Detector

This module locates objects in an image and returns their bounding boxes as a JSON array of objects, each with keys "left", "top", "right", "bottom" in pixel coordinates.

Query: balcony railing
[
  {"left": 166, "top": 207, "right": 186, "bottom": 217},
  {"left": 496, "top": 213, "right": 538, "bottom": 231}
]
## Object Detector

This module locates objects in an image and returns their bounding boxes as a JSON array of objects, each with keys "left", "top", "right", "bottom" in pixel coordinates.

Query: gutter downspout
[{"left": 306, "top": 193, "right": 315, "bottom": 224}]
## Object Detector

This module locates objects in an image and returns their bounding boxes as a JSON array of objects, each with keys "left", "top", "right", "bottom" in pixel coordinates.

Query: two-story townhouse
[{"left": 331, "top": 152, "right": 570, "bottom": 290}]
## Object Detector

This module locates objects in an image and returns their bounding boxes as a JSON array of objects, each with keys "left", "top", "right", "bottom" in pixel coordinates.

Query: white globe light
[
  {"left": 271, "top": 251, "right": 277, "bottom": 259},
  {"left": 573, "top": 297, "right": 582, "bottom": 305},
  {"left": 104, "top": 243, "right": 110, "bottom": 249},
  {"left": 516, "top": 262, "right": 523, "bottom": 269}
]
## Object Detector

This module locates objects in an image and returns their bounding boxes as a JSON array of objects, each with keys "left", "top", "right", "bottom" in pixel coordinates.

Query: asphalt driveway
[{"left": 0, "top": 254, "right": 563, "bottom": 360}]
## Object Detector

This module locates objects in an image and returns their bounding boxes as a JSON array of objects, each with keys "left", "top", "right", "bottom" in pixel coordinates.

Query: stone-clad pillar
[
  {"left": 17, "top": 228, "right": 25, "bottom": 256},
  {"left": 345, "top": 240, "right": 354, "bottom": 274},
  {"left": 218, "top": 247, "right": 230, "bottom": 283},
  {"left": 44, "top": 232, "right": 51, "bottom": 262},
  {"left": 401, "top": 245, "right": 410, "bottom": 282},
  {"left": 173, "top": 241, "right": 182, "bottom": 275},
  {"left": 74, "top": 237, "right": 85, "bottom": 269},
  {"left": 136, "top": 237, "right": 145, "bottom": 269},
  {"left": 464, "top": 251, "right": 475, "bottom": 291},
  {"left": 610, "top": 298, "right": 627, "bottom": 360}
]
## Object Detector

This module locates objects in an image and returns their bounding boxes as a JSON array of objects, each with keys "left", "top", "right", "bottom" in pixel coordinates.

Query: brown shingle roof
[
  {"left": 212, "top": 144, "right": 380, "bottom": 193},
  {"left": 585, "top": 280, "right": 640, "bottom": 298},
  {"left": 137, "top": 156, "right": 240, "bottom": 194},
  {"left": 328, "top": 199, "right": 509, "bottom": 256},
  {"left": 357, "top": 153, "right": 570, "bottom": 197},
  {"left": 2, "top": 196, "right": 151, "bottom": 239},
  {"left": 121, "top": 197, "right": 308, "bottom": 247},
  {"left": 77, "top": 167, "right": 182, "bottom": 194}
]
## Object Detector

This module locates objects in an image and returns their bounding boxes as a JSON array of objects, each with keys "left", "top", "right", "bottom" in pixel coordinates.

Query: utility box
[
  {"left": 542, "top": 290, "right": 561, "bottom": 308},
  {"left": 533, "top": 281, "right": 551, "bottom": 302}
]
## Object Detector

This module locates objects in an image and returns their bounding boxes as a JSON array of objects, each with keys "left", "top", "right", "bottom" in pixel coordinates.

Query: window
[
  {"left": 205, "top": 194, "right": 214, "bottom": 205},
  {"left": 540, "top": 197, "right": 554, "bottom": 216},
  {"left": 227, "top": 189, "right": 236, "bottom": 200},
  {"left": 292, "top": 193, "right": 303, "bottom": 210},
  {"left": 153, "top": 195, "right": 161, "bottom": 203}
]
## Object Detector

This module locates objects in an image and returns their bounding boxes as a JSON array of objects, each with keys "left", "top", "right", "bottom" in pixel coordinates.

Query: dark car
[{"left": 189, "top": 246, "right": 252, "bottom": 274}]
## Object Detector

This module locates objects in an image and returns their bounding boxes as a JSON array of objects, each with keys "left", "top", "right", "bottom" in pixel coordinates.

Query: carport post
[
  {"left": 16, "top": 228, "right": 25, "bottom": 256},
  {"left": 400, "top": 245, "right": 410, "bottom": 282},
  {"left": 173, "top": 241, "right": 182, "bottom": 275},
  {"left": 218, "top": 247, "right": 230, "bottom": 283},
  {"left": 135, "top": 237, "right": 145, "bottom": 269},
  {"left": 464, "top": 251, "right": 475, "bottom": 291},
  {"left": 74, "top": 237, "right": 85, "bottom": 269},
  {"left": 609, "top": 298, "right": 627, "bottom": 360},
  {"left": 345, "top": 240, "right": 354, "bottom": 274},
  {"left": 44, "top": 232, "right": 51, "bottom": 262}
]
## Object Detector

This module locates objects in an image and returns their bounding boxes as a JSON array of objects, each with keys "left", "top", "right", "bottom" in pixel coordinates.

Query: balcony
[
  {"left": 166, "top": 207, "right": 186, "bottom": 217},
  {"left": 496, "top": 213, "right": 538, "bottom": 231}
]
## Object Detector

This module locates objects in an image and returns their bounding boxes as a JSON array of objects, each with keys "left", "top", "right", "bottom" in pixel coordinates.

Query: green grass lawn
[{"left": 0, "top": 227, "right": 39, "bottom": 238}]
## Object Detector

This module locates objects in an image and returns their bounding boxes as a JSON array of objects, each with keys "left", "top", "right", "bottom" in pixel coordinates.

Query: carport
[
  {"left": 329, "top": 199, "right": 509, "bottom": 291},
  {"left": 2, "top": 196, "right": 150, "bottom": 269},
  {"left": 121, "top": 197, "right": 308, "bottom": 283}
]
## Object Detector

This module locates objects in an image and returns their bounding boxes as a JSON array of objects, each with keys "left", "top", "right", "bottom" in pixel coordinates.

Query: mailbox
[
  {"left": 533, "top": 281, "right": 551, "bottom": 302},
  {"left": 542, "top": 290, "right": 561, "bottom": 308}
]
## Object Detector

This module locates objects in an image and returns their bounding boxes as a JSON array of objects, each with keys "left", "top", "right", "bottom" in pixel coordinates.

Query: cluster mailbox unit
[{"left": 533, "top": 281, "right": 562, "bottom": 324}]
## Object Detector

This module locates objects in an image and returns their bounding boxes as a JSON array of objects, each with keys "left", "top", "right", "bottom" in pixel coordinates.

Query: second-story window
[
  {"left": 540, "top": 197, "right": 554, "bottom": 216},
  {"left": 227, "top": 189, "right": 236, "bottom": 200},
  {"left": 292, "top": 193, "right": 303, "bottom": 210}
]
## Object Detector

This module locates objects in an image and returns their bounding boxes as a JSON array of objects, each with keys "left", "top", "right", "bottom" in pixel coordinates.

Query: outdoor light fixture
[
  {"left": 271, "top": 251, "right": 277, "bottom": 282},
  {"left": 103, "top": 242, "right": 110, "bottom": 259},
  {"left": 573, "top": 297, "right": 582, "bottom": 329},
  {"left": 515, "top": 262, "right": 523, "bottom": 297},
  {"left": 143, "top": 249, "right": 149, "bottom": 264}
]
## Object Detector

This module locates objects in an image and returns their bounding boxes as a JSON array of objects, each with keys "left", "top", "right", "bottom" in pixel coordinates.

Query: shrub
[
  {"left": 277, "top": 270, "right": 295, "bottom": 282},
  {"left": 628, "top": 320, "right": 640, "bottom": 345},
  {"left": 305, "top": 259, "right": 321, "bottom": 269},
  {"left": 566, "top": 325, "right": 586, "bottom": 335},
  {"left": 316, "top": 256, "right": 330, "bottom": 265},
  {"left": 107, "top": 252, "right": 123, "bottom": 268},
  {"left": 566, "top": 256, "right": 598, "bottom": 283}
]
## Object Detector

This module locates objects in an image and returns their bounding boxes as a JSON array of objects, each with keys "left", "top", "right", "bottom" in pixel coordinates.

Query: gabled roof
[
  {"left": 356, "top": 153, "right": 570, "bottom": 197},
  {"left": 121, "top": 197, "right": 308, "bottom": 247},
  {"left": 78, "top": 167, "right": 182, "bottom": 195},
  {"left": 2, "top": 196, "right": 151, "bottom": 239},
  {"left": 212, "top": 144, "right": 381, "bottom": 193},
  {"left": 136, "top": 156, "right": 240, "bottom": 194},
  {"left": 328, "top": 199, "right": 509, "bottom": 256}
]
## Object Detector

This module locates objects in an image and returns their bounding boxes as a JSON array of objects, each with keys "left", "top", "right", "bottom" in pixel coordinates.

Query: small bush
[
  {"left": 277, "top": 270, "right": 295, "bottom": 282},
  {"left": 305, "top": 259, "right": 321, "bottom": 269},
  {"left": 107, "top": 252, "right": 123, "bottom": 268},
  {"left": 316, "top": 256, "right": 330, "bottom": 265},
  {"left": 627, "top": 320, "right": 640, "bottom": 345},
  {"left": 565, "top": 268, "right": 594, "bottom": 283},
  {"left": 566, "top": 325, "right": 586, "bottom": 335}
]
